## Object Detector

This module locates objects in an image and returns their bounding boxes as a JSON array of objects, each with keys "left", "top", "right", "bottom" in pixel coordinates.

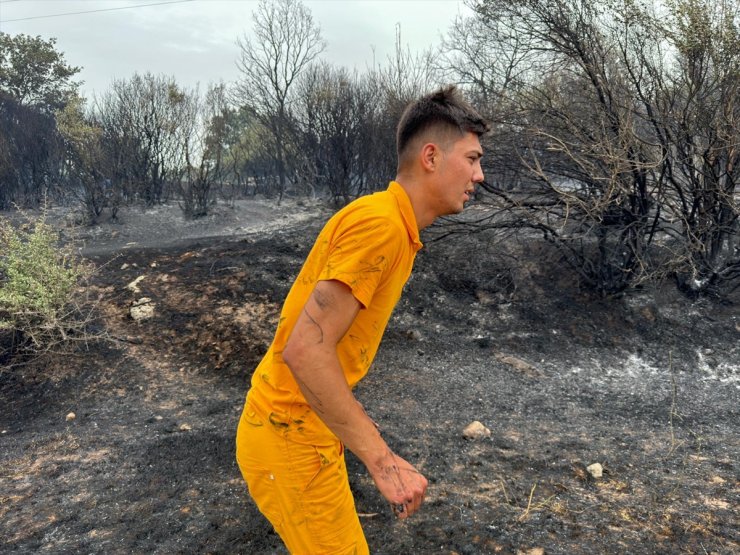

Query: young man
[{"left": 236, "top": 85, "right": 489, "bottom": 554}]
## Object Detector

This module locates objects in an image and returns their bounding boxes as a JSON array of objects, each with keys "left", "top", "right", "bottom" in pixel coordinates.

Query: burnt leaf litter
[{"left": 1, "top": 202, "right": 738, "bottom": 554}]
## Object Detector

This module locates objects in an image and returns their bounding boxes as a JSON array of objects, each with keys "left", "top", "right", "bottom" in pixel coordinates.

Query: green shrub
[{"left": 0, "top": 212, "right": 92, "bottom": 364}]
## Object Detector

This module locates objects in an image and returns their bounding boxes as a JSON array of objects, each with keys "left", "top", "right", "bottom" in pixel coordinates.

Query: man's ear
[{"left": 421, "top": 143, "right": 438, "bottom": 172}]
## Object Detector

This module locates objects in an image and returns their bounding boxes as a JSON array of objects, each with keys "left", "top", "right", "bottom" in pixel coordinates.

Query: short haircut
[{"left": 396, "top": 85, "right": 490, "bottom": 167}]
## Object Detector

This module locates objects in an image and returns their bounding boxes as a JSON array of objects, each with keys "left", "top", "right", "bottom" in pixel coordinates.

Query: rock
[
  {"left": 63, "top": 211, "right": 86, "bottom": 227},
  {"left": 65, "top": 412, "right": 76, "bottom": 422},
  {"left": 494, "top": 352, "right": 542, "bottom": 377},
  {"left": 405, "top": 329, "right": 423, "bottom": 341},
  {"left": 179, "top": 423, "right": 192, "bottom": 431},
  {"left": 126, "top": 275, "right": 146, "bottom": 293},
  {"left": 587, "top": 462, "right": 603, "bottom": 479},
  {"left": 474, "top": 335, "right": 492, "bottom": 348},
  {"left": 517, "top": 548, "right": 545, "bottom": 555},
  {"left": 475, "top": 289, "right": 497, "bottom": 305},
  {"left": 130, "top": 297, "right": 155, "bottom": 321},
  {"left": 640, "top": 305, "right": 656, "bottom": 322},
  {"left": 463, "top": 421, "right": 491, "bottom": 440},
  {"left": 120, "top": 263, "right": 129, "bottom": 270}
]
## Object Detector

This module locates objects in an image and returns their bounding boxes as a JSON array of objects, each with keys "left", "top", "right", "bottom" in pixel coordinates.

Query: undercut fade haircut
[{"left": 396, "top": 85, "right": 490, "bottom": 166}]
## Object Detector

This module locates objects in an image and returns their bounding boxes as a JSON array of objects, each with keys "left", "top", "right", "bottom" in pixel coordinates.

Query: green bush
[{"left": 0, "top": 213, "right": 91, "bottom": 364}]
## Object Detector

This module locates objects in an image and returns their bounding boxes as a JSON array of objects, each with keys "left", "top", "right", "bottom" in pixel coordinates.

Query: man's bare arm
[{"left": 282, "top": 279, "right": 427, "bottom": 518}]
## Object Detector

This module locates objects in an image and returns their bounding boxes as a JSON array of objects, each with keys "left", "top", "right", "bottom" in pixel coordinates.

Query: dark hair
[{"left": 396, "top": 85, "right": 490, "bottom": 164}]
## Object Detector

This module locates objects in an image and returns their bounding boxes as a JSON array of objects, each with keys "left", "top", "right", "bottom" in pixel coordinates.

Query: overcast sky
[{"left": 0, "top": 0, "right": 472, "bottom": 99}]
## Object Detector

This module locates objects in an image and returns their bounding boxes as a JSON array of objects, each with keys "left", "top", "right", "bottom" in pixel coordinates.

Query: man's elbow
[
  {"left": 283, "top": 337, "right": 330, "bottom": 379},
  {"left": 281, "top": 338, "right": 306, "bottom": 373}
]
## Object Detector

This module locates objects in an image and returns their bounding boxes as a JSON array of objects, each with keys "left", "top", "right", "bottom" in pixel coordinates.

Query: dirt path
[{"left": 1, "top": 201, "right": 738, "bottom": 554}]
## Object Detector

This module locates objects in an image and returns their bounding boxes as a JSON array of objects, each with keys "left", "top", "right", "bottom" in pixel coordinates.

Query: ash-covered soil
[{"left": 1, "top": 199, "right": 738, "bottom": 554}]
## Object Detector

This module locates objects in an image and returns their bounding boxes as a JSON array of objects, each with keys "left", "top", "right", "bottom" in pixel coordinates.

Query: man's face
[{"left": 431, "top": 132, "right": 485, "bottom": 216}]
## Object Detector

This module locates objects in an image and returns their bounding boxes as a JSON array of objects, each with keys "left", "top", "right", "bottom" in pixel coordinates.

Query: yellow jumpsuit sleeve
[{"left": 319, "top": 215, "right": 403, "bottom": 309}]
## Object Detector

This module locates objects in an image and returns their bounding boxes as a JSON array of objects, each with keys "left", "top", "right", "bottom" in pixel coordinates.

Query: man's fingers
[
  {"left": 392, "top": 482, "right": 426, "bottom": 519},
  {"left": 405, "top": 471, "right": 427, "bottom": 517}
]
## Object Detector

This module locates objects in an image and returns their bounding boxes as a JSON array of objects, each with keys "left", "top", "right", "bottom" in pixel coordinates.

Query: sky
[{"left": 0, "top": 0, "right": 472, "bottom": 99}]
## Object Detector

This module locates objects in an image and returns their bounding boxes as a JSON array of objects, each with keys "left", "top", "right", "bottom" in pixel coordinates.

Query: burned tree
[
  {"left": 295, "top": 64, "right": 382, "bottom": 203},
  {"left": 463, "top": 0, "right": 663, "bottom": 295},
  {"left": 634, "top": 0, "right": 740, "bottom": 297},
  {"left": 56, "top": 95, "right": 110, "bottom": 224},
  {"left": 0, "top": 33, "right": 79, "bottom": 208},
  {"left": 177, "top": 83, "right": 230, "bottom": 218},
  {"left": 94, "top": 73, "right": 188, "bottom": 207},
  {"left": 233, "top": 0, "right": 325, "bottom": 201},
  {"left": 447, "top": 0, "right": 739, "bottom": 297}
]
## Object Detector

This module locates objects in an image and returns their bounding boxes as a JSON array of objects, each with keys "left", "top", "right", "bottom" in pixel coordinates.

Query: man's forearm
[
  {"left": 286, "top": 348, "right": 391, "bottom": 470},
  {"left": 287, "top": 349, "right": 427, "bottom": 519}
]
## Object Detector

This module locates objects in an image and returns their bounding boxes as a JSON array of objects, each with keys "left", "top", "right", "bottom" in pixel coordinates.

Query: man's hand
[{"left": 368, "top": 451, "right": 428, "bottom": 519}]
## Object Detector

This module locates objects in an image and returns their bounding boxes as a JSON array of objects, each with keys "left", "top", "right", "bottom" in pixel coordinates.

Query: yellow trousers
[{"left": 236, "top": 401, "right": 370, "bottom": 555}]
